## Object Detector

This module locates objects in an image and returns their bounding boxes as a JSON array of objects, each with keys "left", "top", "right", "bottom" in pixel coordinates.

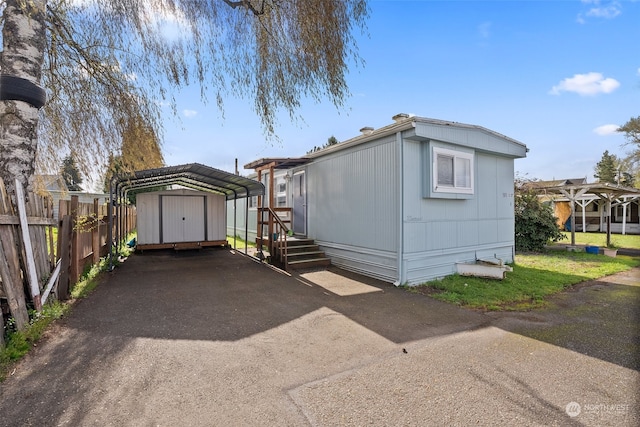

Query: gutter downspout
[{"left": 394, "top": 130, "right": 404, "bottom": 286}]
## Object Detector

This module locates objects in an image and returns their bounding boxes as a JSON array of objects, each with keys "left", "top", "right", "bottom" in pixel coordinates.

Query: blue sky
[{"left": 161, "top": 0, "right": 640, "bottom": 182}]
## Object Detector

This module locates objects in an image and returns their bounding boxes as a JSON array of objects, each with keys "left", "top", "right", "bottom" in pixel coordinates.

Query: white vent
[{"left": 392, "top": 113, "right": 409, "bottom": 122}]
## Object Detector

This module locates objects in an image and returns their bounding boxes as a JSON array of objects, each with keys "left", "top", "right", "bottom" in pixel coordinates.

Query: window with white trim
[{"left": 432, "top": 147, "right": 474, "bottom": 194}]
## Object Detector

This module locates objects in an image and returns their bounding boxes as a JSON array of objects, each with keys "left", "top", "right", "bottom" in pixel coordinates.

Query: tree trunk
[{"left": 0, "top": 0, "right": 47, "bottom": 197}]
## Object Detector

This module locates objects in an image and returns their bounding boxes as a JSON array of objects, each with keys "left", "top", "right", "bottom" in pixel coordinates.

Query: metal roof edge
[{"left": 304, "top": 115, "right": 527, "bottom": 160}]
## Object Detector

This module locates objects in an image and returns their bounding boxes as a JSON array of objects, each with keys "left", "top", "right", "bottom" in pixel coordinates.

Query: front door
[{"left": 292, "top": 172, "right": 306, "bottom": 235}]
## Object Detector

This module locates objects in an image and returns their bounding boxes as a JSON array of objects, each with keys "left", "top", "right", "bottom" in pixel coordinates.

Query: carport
[
  {"left": 536, "top": 182, "right": 640, "bottom": 247},
  {"left": 108, "top": 163, "right": 264, "bottom": 264}
]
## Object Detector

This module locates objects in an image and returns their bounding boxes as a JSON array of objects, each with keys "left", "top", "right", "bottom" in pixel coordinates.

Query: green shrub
[{"left": 515, "top": 182, "right": 565, "bottom": 252}]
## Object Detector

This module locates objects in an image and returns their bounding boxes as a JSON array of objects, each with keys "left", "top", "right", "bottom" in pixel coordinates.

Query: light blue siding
[
  {"left": 226, "top": 197, "right": 258, "bottom": 242},
  {"left": 306, "top": 135, "right": 399, "bottom": 282},
  {"left": 241, "top": 116, "right": 525, "bottom": 284},
  {"left": 401, "top": 143, "right": 517, "bottom": 284}
]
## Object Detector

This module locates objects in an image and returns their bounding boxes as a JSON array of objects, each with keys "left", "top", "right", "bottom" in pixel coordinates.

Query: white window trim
[{"left": 432, "top": 147, "right": 474, "bottom": 194}]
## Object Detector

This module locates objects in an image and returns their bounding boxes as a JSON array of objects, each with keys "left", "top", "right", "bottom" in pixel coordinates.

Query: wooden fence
[{"left": 0, "top": 178, "right": 135, "bottom": 347}]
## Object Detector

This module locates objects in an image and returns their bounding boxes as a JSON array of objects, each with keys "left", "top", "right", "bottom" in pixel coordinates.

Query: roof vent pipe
[
  {"left": 392, "top": 113, "right": 410, "bottom": 122},
  {"left": 360, "top": 126, "right": 374, "bottom": 135}
]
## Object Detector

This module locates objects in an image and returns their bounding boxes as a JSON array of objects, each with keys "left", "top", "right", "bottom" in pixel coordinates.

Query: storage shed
[
  {"left": 110, "top": 163, "right": 264, "bottom": 252},
  {"left": 137, "top": 188, "right": 227, "bottom": 249}
]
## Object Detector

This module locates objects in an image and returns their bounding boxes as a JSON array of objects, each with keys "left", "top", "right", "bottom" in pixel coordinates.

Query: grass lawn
[
  {"left": 559, "top": 232, "right": 640, "bottom": 249},
  {"left": 410, "top": 250, "right": 640, "bottom": 311},
  {"left": 227, "top": 235, "right": 256, "bottom": 249}
]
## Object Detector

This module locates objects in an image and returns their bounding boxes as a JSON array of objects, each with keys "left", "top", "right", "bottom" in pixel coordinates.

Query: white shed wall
[{"left": 136, "top": 188, "right": 226, "bottom": 245}]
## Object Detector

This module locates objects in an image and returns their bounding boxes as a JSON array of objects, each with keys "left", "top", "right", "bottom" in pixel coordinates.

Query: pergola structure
[
  {"left": 536, "top": 182, "right": 640, "bottom": 247},
  {"left": 108, "top": 163, "right": 264, "bottom": 267}
]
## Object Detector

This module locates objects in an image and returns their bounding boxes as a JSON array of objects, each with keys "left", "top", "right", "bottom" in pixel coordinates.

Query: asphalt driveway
[{"left": 0, "top": 248, "right": 638, "bottom": 426}]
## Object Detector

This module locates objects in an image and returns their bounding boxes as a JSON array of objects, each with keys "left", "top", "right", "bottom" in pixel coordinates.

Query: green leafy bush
[{"left": 515, "top": 181, "right": 565, "bottom": 252}]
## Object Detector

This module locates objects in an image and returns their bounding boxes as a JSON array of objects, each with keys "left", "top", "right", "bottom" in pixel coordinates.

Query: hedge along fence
[{"left": 0, "top": 178, "right": 135, "bottom": 348}]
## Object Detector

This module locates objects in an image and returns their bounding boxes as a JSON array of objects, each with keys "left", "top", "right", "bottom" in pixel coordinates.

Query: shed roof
[{"left": 113, "top": 163, "right": 264, "bottom": 200}]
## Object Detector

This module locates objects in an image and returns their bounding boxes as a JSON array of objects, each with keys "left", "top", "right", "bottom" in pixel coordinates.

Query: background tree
[
  {"left": 60, "top": 154, "right": 82, "bottom": 191},
  {"left": 594, "top": 150, "right": 618, "bottom": 183},
  {"left": 514, "top": 177, "right": 565, "bottom": 252},
  {"left": 307, "top": 135, "right": 340, "bottom": 154},
  {"left": 594, "top": 150, "right": 635, "bottom": 187},
  {"left": 1, "top": 0, "right": 369, "bottom": 196},
  {"left": 618, "top": 116, "right": 640, "bottom": 187},
  {"left": 103, "top": 114, "right": 165, "bottom": 191},
  {"left": 618, "top": 116, "right": 640, "bottom": 147}
]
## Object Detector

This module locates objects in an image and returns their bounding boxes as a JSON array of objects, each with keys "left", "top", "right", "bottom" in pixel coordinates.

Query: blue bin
[{"left": 585, "top": 246, "right": 599, "bottom": 254}]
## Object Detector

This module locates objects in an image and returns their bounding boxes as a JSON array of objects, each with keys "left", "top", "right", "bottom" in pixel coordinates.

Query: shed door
[
  {"left": 293, "top": 172, "right": 306, "bottom": 235},
  {"left": 162, "top": 196, "right": 205, "bottom": 243}
]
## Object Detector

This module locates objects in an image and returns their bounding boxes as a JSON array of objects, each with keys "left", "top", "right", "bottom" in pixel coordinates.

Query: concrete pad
[{"left": 298, "top": 270, "right": 384, "bottom": 296}]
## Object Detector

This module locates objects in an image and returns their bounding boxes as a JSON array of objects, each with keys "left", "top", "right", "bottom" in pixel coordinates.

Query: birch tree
[{"left": 0, "top": 0, "right": 369, "bottom": 196}]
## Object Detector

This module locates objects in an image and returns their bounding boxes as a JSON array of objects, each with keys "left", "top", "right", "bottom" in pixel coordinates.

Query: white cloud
[
  {"left": 637, "top": 67, "right": 640, "bottom": 76},
  {"left": 183, "top": 109, "right": 198, "bottom": 118},
  {"left": 577, "top": 1, "right": 622, "bottom": 23},
  {"left": 593, "top": 124, "right": 620, "bottom": 135},
  {"left": 549, "top": 72, "right": 620, "bottom": 96}
]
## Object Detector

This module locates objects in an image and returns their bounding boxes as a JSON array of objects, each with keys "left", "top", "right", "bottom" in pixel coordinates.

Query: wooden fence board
[
  {"left": 16, "top": 180, "right": 42, "bottom": 311},
  {"left": 1, "top": 178, "right": 136, "bottom": 344},
  {"left": 0, "top": 180, "right": 29, "bottom": 331}
]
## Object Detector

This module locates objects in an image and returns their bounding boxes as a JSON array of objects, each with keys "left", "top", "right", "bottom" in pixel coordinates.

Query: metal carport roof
[
  {"left": 107, "top": 163, "right": 264, "bottom": 267},
  {"left": 112, "top": 163, "right": 265, "bottom": 200}
]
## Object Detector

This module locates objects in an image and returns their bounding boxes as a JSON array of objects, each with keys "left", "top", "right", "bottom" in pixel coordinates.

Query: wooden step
[
  {"left": 284, "top": 244, "right": 320, "bottom": 254},
  {"left": 287, "top": 258, "right": 332, "bottom": 270},
  {"left": 286, "top": 250, "right": 326, "bottom": 260},
  {"left": 277, "top": 238, "right": 315, "bottom": 247}
]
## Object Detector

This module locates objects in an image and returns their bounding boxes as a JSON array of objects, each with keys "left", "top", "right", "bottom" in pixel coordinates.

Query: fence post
[
  {"left": 70, "top": 195, "right": 80, "bottom": 285},
  {"left": 57, "top": 216, "right": 73, "bottom": 300},
  {"left": 92, "top": 198, "right": 100, "bottom": 264}
]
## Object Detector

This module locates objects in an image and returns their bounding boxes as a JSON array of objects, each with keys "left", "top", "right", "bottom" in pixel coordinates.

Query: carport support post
[
  {"left": 559, "top": 187, "right": 588, "bottom": 247},
  {"left": 233, "top": 198, "right": 237, "bottom": 250},
  {"left": 244, "top": 196, "right": 249, "bottom": 255},
  {"left": 606, "top": 198, "right": 612, "bottom": 248},
  {"left": 92, "top": 198, "right": 100, "bottom": 264},
  {"left": 107, "top": 177, "right": 115, "bottom": 271}
]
